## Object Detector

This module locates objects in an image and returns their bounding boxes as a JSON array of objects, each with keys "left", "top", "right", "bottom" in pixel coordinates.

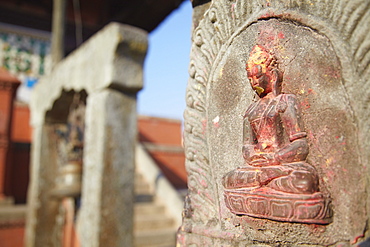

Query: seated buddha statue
[{"left": 222, "top": 45, "right": 331, "bottom": 223}]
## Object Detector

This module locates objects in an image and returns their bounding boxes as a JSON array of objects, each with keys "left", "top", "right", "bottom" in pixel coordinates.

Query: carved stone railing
[{"left": 25, "top": 23, "right": 147, "bottom": 247}]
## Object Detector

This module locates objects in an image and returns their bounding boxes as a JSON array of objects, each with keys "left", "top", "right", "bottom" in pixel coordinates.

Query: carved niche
[
  {"left": 52, "top": 92, "right": 86, "bottom": 198},
  {"left": 179, "top": 0, "right": 369, "bottom": 246},
  {"left": 222, "top": 45, "right": 331, "bottom": 224}
]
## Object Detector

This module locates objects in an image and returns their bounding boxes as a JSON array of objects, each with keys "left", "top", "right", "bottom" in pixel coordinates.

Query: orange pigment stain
[
  {"left": 201, "top": 119, "right": 207, "bottom": 134},
  {"left": 300, "top": 98, "right": 311, "bottom": 109},
  {"left": 307, "top": 88, "right": 316, "bottom": 95},
  {"left": 351, "top": 234, "right": 364, "bottom": 244}
]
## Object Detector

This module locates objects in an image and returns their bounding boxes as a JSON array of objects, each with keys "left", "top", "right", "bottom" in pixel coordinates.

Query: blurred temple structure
[{"left": 0, "top": 0, "right": 187, "bottom": 247}]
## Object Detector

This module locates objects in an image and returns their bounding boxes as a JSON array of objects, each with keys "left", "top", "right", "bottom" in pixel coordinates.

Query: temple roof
[{"left": 0, "top": 0, "right": 185, "bottom": 53}]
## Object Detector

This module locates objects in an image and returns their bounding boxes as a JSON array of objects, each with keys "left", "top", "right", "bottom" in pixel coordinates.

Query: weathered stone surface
[
  {"left": 179, "top": 0, "right": 370, "bottom": 246},
  {"left": 25, "top": 124, "right": 62, "bottom": 246},
  {"left": 77, "top": 89, "right": 136, "bottom": 247},
  {"left": 31, "top": 22, "right": 147, "bottom": 127},
  {"left": 191, "top": 0, "right": 211, "bottom": 30}
]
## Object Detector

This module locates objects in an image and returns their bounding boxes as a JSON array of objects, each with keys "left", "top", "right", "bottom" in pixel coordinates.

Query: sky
[{"left": 137, "top": 0, "right": 192, "bottom": 121}]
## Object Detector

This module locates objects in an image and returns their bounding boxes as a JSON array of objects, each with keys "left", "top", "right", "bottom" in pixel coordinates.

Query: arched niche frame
[{"left": 182, "top": 2, "right": 368, "bottom": 245}]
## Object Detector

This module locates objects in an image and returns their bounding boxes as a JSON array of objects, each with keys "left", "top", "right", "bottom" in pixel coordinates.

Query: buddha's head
[{"left": 246, "top": 45, "right": 281, "bottom": 97}]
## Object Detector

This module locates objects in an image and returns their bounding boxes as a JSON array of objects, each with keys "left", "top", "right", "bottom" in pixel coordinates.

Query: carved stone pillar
[
  {"left": 178, "top": 1, "right": 370, "bottom": 246},
  {"left": 26, "top": 23, "right": 147, "bottom": 247},
  {"left": 0, "top": 69, "right": 20, "bottom": 201}
]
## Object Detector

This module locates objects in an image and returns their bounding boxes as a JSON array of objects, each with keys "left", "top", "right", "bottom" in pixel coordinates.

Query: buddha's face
[
  {"left": 246, "top": 45, "right": 275, "bottom": 97},
  {"left": 247, "top": 64, "right": 273, "bottom": 97}
]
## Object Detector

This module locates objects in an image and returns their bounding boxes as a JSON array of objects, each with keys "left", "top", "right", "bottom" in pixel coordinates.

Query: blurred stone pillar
[
  {"left": 25, "top": 23, "right": 147, "bottom": 247},
  {"left": 77, "top": 89, "right": 137, "bottom": 246},
  {"left": 0, "top": 69, "right": 20, "bottom": 202}
]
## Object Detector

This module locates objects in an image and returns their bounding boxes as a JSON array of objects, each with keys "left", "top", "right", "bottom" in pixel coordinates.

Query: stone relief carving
[
  {"left": 179, "top": 0, "right": 369, "bottom": 245},
  {"left": 223, "top": 45, "right": 331, "bottom": 224}
]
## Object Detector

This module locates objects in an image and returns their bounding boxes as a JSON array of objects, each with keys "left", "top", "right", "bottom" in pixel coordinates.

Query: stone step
[
  {"left": 134, "top": 172, "right": 153, "bottom": 197},
  {"left": 133, "top": 170, "right": 177, "bottom": 247},
  {"left": 134, "top": 214, "right": 174, "bottom": 231},
  {"left": 135, "top": 194, "right": 154, "bottom": 203},
  {"left": 134, "top": 228, "right": 176, "bottom": 247},
  {"left": 135, "top": 173, "right": 147, "bottom": 184},
  {"left": 134, "top": 202, "right": 166, "bottom": 215},
  {"left": 135, "top": 182, "right": 152, "bottom": 195}
]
